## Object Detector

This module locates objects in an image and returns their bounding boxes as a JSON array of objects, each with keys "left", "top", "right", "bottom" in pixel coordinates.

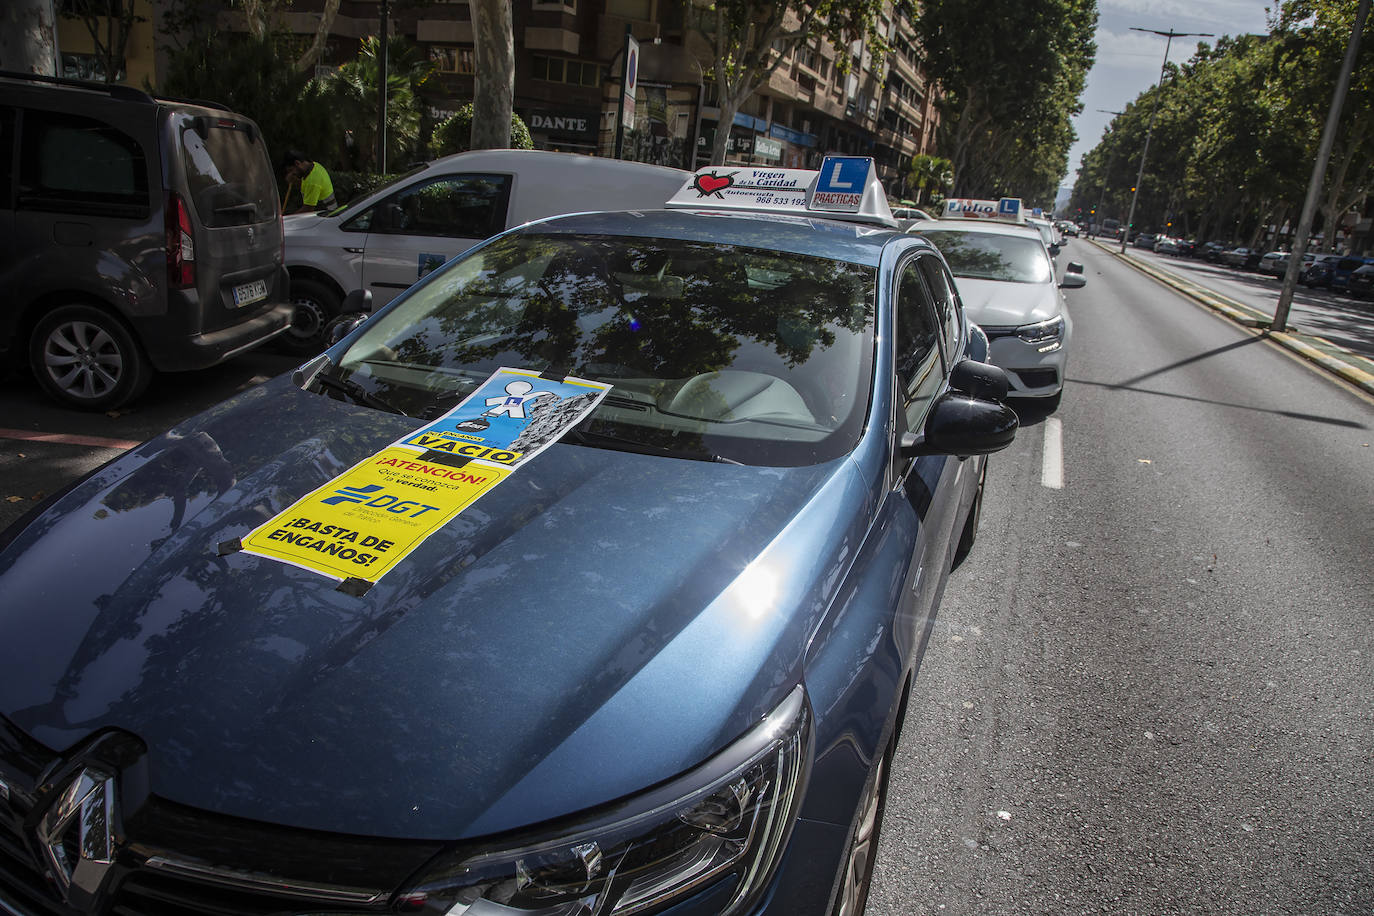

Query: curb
[{"left": 1091, "top": 240, "right": 1374, "bottom": 397}]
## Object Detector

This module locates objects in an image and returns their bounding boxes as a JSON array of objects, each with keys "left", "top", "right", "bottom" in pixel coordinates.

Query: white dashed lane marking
[{"left": 1041, "top": 418, "right": 1064, "bottom": 489}]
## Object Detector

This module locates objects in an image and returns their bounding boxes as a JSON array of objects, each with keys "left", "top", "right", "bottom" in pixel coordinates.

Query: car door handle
[{"left": 343, "top": 246, "right": 364, "bottom": 254}]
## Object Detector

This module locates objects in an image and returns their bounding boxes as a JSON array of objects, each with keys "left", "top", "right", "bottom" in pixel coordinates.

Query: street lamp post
[{"left": 1120, "top": 27, "right": 1213, "bottom": 255}]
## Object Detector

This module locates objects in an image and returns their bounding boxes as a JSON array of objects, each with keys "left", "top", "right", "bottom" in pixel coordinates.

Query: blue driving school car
[{"left": 0, "top": 158, "right": 1016, "bottom": 916}]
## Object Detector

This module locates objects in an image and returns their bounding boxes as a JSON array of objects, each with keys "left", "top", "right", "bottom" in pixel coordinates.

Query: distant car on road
[
  {"left": 1132, "top": 232, "right": 1158, "bottom": 250},
  {"left": 0, "top": 72, "right": 292, "bottom": 410},
  {"left": 1258, "top": 251, "right": 1291, "bottom": 277},
  {"left": 282, "top": 149, "right": 690, "bottom": 353},
  {"left": 1153, "top": 236, "right": 1182, "bottom": 255},
  {"left": 913, "top": 203, "right": 1085, "bottom": 406}
]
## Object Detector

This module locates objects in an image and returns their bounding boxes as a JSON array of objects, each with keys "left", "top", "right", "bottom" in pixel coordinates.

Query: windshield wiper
[
  {"left": 562, "top": 427, "right": 743, "bottom": 465},
  {"left": 312, "top": 372, "right": 405, "bottom": 415}
]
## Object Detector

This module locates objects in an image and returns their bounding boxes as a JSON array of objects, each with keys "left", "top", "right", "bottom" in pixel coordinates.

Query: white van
[{"left": 282, "top": 149, "right": 691, "bottom": 352}]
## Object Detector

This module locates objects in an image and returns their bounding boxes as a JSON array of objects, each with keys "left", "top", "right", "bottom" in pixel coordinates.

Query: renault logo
[{"left": 37, "top": 766, "right": 118, "bottom": 904}]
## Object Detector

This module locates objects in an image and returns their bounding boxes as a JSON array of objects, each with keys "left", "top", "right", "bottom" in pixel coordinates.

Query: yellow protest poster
[{"left": 240, "top": 447, "right": 508, "bottom": 586}]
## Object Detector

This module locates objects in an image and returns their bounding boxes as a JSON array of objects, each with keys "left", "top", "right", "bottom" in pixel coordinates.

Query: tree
[
  {"left": 908, "top": 154, "right": 953, "bottom": 205},
  {"left": 0, "top": 0, "right": 58, "bottom": 75},
  {"left": 63, "top": 0, "right": 145, "bottom": 84},
  {"left": 916, "top": 0, "right": 1096, "bottom": 198},
  {"left": 430, "top": 104, "right": 532, "bottom": 157},
  {"left": 163, "top": 29, "right": 335, "bottom": 170},
  {"left": 470, "top": 0, "right": 515, "bottom": 149},
  {"left": 326, "top": 35, "right": 435, "bottom": 169},
  {"left": 687, "top": 0, "right": 892, "bottom": 166}
]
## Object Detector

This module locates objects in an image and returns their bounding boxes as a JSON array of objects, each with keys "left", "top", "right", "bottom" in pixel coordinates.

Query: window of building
[
  {"left": 606, "top": 0, "right": 650, "bottom": 19},
  {"left": 531, "top": 55, "right": 602, "bottom": 87},
  {"left": 430, "top": 46, "right": 475, "bottom": 74},
  {"left": 61, "top": 52, "right": 125, "bottom": 83}
]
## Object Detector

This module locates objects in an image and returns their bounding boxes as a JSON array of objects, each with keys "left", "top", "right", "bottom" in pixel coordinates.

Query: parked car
[
  {"left": 1219, "top": 246, "right": 1255, "bottom": 267},
  {"left": 1348, "top": 263, "right": 1374, "bottom": 298},
  {"left": 0, "top": 158, "right": 1018, "bottom": 916},
  {"left": 1302, "top": 254, "right": 1374, "bottom": 289},
  {"left": 891, "top": 205, "right": 935, "bottom": 230},
  {"left": 914, "top": 207, "right": 1085, "bottom": 406},
  {"left": 0, "top": 72, "right": 292, "bottom": 409},
  {"left": 1198, "top": 241, "right": 1230, "bottom": 262},
  {"left": 283, "top": 149, "right": 691, "bottom": 353},
  {"left": 1258, "top": 250, "right": 1291, "bottom": 276},
  {"left": 1132, "top": 232, "right": 1158, "bottom": 250},
  {"left": 1153, "top": 236, "right": 1182, "bottom": 255}
]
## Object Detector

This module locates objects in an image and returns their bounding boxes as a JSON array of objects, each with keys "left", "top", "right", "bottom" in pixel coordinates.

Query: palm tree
[
  {"left": 321, "top": 35, "right": 434, "bottom": 170},
  {"left": 909, "top": 154, "right": 955, "bottom": 206}
]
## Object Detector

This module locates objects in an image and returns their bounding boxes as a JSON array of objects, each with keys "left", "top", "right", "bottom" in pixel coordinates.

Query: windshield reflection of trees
[
  {"left": 355, "top": 235, "right": 876, "bottom": 462},
  {"left": 924, "top": 233, "right": 1045, "bottom": 283},
  {"left": 392, "top": 235, "right": 872, "bottom": 376}
]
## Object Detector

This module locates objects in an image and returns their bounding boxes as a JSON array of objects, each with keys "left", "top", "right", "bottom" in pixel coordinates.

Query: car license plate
[{"left": 232, "top": 279, "right": 269, "bottom": 307}]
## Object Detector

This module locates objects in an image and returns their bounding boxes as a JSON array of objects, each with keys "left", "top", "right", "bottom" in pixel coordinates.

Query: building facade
[{"left": 121, "top": 0, "right": 942, "bottom": 195}]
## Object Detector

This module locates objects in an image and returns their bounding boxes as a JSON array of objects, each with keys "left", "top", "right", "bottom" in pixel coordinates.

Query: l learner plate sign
[{"left": 808, "top": 156, "right": 870, "bottom": 213}]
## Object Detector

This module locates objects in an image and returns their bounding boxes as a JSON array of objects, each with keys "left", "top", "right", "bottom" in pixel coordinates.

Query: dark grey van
[{"left": 0, "top": 73, "right": 292, "bottom": 409}]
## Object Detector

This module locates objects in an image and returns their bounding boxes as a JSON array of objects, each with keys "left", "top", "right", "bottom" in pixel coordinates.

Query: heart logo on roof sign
[{"left": 693, "top": 171, "right": 735, "bottom": 197}]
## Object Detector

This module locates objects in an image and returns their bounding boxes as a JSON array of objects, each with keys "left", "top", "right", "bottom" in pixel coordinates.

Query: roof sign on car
[
  {"left": 942, "top": 198, "right": 1025, "bottom": 224},
  {"left": 666, "top": 156, "right": 897, "bottom": 228}
]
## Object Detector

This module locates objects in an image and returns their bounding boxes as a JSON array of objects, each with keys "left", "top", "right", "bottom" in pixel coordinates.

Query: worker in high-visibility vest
[{"left": 281, "top": 150, "right": 337, "bottom": 214}]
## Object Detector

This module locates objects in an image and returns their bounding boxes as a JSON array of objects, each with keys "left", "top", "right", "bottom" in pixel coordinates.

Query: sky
[{"left": 1061, "top": 0, "right": 1278, "bottom": 203}]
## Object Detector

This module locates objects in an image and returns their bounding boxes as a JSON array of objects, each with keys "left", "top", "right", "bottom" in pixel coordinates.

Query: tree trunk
[
  {"left": 471, "top": 0, "right": 514, "bottom": 150},
  {"left": 0, "top": 0, "right": 58, "bottom": 76},
  {"left": 296, "top": 0, "right": 342, "bottom": 74}
]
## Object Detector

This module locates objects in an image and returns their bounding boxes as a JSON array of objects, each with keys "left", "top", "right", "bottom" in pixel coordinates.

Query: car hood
[
  {"left": 951, "top": 276, "right": 1062, "bottom": 328},
  {"left": 0, "top": 378, "right": 864, "bottom": 841}
]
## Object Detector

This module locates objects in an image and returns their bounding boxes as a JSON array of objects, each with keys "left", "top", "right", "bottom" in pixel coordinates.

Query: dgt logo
[{"left": 321, "top": 484, "right": 440, "bottom": 517}]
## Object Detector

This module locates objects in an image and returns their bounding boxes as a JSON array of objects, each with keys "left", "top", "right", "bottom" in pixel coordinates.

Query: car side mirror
[
  {"left": 1049, "top": 243, "right": 1061, "bottom": 256},
  {"left": 1060, "top": 272, "right": 1087, "bottom": 289},
  {"left": 901, "top": 392, "right": 1018, "bottom": 458},
  {"left": 1066, "top": 261, "right": 1083, "bottom": 274},
  {"left": 341, "top": 288, "right": 373, "bottom": 314},
  {"left": 949, "top": 359, "right": 1009, "bottom": 402}
]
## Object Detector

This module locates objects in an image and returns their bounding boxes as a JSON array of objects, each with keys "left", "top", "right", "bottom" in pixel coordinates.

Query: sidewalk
[{"left": 1092, "top": 240, "right": 1374, "bottom": 397}]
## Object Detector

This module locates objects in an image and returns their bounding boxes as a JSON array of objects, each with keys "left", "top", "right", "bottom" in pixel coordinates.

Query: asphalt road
[{"left": 869, "top": 239, "right": 1374, "bottom": 914}]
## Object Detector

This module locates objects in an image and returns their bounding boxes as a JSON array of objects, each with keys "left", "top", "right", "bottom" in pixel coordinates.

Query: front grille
[
  {"left": 0, "top": 808, "right": 66, "bottom": 916},
  {"left": 1013, "top": 368, "right": 1059, "bottom": 388},
  {"left": 978, "top": 325, "right": 1017, "bottom": 340},
  {"left": 111, "top": 868, "right": 383, "bottom": 916}
]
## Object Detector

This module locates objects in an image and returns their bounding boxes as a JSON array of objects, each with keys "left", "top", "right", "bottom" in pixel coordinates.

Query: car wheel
[
  {"left": 831, "top": 728, "right": 896, "bottom": 916},
  {"left": 279, "top": 278, "right": 341, "bottom": 355},
  {"left": 951, "top": 460, "right": 987, "bottom": 570},
  {"left": 28, "top": 304, "right": 151, "bottom": 410}
]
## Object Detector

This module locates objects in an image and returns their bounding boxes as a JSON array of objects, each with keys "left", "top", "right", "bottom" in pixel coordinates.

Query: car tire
[
  {"left": 951, "top": 460, "right": 987, "bottom": 570},
  {"left": 279, "top": 278, "right": 341, "bottom": 356},
  {"left": 830, "top": 724, "right": 897, "bottom": 916},
  {"left": 28, "top": 304, "right": 151, "bottom": 410}
]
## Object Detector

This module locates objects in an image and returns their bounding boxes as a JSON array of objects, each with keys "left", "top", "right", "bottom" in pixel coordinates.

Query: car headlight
[
  {"left": 397, "top": 686, "right": 811, "bottom": 916},
  {"left": 1015, "top": 315, "right": 1065, "bottom": 346}
]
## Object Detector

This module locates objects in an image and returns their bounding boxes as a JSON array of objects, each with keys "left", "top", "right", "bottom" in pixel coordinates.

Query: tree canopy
[
  {"left": 1069, "top": 1, "right": 1373, "bottom": 250},
  {"left": 915, "top": 0, "right": 1097, "bottom": 203},
  {"left": 687, "top": 0, "right": 892, "bottom": 165}
]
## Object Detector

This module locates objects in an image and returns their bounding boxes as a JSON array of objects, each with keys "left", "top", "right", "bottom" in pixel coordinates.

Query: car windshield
[
  {"left": 327, "top": 232, "right": 877, "bottom": 467},
  {"left": 918, "top": 229, "right": 1054, "bottom": 284}
]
